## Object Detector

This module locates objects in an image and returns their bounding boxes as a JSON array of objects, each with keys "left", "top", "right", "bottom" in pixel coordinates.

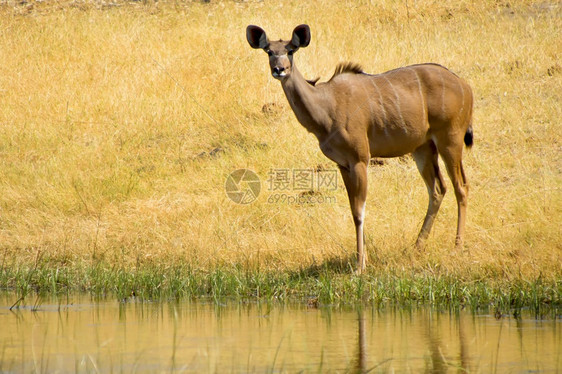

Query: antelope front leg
[{"left": 338, "top": 162, "right": 368, "bottom": 274}]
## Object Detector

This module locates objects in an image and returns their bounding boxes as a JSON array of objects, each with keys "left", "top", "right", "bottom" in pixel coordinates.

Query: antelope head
[{"left": 246, "top": 24, "right": 311, "bottom": 80}]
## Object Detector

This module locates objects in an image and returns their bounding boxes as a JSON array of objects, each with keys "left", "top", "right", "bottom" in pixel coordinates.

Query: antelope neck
[{"left": 280, "top": 65, "right": 331, "bottom": 139}]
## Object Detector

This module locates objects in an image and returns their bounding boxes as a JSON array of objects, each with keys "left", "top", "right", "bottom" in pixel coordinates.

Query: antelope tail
[{"left": 464, "top": 124, "right": 474, "bottom": 148}]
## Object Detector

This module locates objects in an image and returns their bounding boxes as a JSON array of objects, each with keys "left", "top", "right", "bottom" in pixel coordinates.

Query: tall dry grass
[{"left": 0, "top": 0, "right": 560, "bottom": 281}]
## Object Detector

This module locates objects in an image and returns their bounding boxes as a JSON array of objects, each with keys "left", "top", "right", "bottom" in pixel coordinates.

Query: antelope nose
[{"left": 273, "top": 66, "right": 285, "bottom": 75}]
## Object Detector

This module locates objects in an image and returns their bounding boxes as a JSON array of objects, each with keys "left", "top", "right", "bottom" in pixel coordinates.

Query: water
[{"left": 1, "top": 295, "right": 560, "bottom": 373}]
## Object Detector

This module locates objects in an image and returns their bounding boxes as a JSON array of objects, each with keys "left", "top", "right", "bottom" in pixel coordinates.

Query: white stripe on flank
[
  {"left": 383, "top": 76, "right": 406, "bottom": 128},
  {"left": 409, "top": 67, "right": 426, "bottom": 123},
  {"left": 439, "top": 69, "right": 445, "bottom": 115},
  {"left": 458, "top": 80, "right": 465, "bottom": 117},
  {"left": 361, "top": 84, "right": 375, "bottom": 118},
  {"left": 369, "top": 79, "right": 388, "bottom": 124}
]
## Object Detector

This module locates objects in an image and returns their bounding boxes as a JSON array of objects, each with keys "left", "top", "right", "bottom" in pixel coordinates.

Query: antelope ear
[
  {"left": 291, "top": 24, "right": 311, "bottom": 49},
  {"left": 246, "top": 25, "right": 269, "bottom": 50}
]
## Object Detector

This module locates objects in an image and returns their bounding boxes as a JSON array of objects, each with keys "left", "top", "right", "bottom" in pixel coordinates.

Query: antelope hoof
[
  {"left": 454, "top": 239, "right": 467, "bottom": 254},
  {"left": 455, "top": 236, "right": 464, "bottom": 249},
  {"left": 355, "top": 261, "right": 366, "bottom": 275},
  {"left": 415, "top": 238, "right": 427, "bottom": 251}
]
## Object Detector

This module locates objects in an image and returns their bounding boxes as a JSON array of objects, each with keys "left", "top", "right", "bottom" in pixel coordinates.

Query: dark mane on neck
[
  {"left": 330, "top": 62, "right": 364, "bottom": 80},
  {"left": 306, "top": 77, "right": 320, "bottom": 86}
]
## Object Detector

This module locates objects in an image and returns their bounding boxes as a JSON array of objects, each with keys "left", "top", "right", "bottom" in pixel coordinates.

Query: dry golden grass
[{"left": 0, "top": 0, "right": 560, "bottom": 281}]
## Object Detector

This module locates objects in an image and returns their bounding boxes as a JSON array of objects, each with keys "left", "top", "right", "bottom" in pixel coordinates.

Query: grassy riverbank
[
  {"left": 3, "top": 260, "right": 561, "bottom": 315},
  {"left": 0, "top": 0, "right": 560, "bottom": 309}
]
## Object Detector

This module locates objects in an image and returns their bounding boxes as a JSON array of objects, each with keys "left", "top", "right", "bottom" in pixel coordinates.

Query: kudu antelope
[{"left": 246, "top": 24, "right": 473, "bottom": 274}]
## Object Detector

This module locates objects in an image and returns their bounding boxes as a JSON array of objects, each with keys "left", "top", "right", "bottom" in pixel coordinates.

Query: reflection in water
[
  {"left": 425, "top": 310, "right": 447, "bottom": 373},
  {"left": 0, "top": 295, "right": 560, "bottom": 372},
  {"left": 458, "top": 311, "right": 471, "bottom": 373},
  {"left": 422, "top": 310, "right": 473, "bottom": 373},
  {"left": 353, "top": 309, "right": 367, "bottom": 373}
]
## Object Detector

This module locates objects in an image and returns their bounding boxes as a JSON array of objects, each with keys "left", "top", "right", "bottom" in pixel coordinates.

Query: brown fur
[{"left": 247, "top": 24, "right": 474, "bottom": 274}]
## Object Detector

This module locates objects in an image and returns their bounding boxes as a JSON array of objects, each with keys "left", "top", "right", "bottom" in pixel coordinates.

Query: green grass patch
[{"left": 2, "top": 259, "right": 560, "bottom": 316}]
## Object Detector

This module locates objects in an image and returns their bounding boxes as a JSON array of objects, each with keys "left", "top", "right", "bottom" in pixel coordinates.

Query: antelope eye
[
  {"left": 267, "top": 50, "right": 273, "bottom": 56},
  {"left": 287, "top": 50, "right": 294, "bottom": 56}
]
